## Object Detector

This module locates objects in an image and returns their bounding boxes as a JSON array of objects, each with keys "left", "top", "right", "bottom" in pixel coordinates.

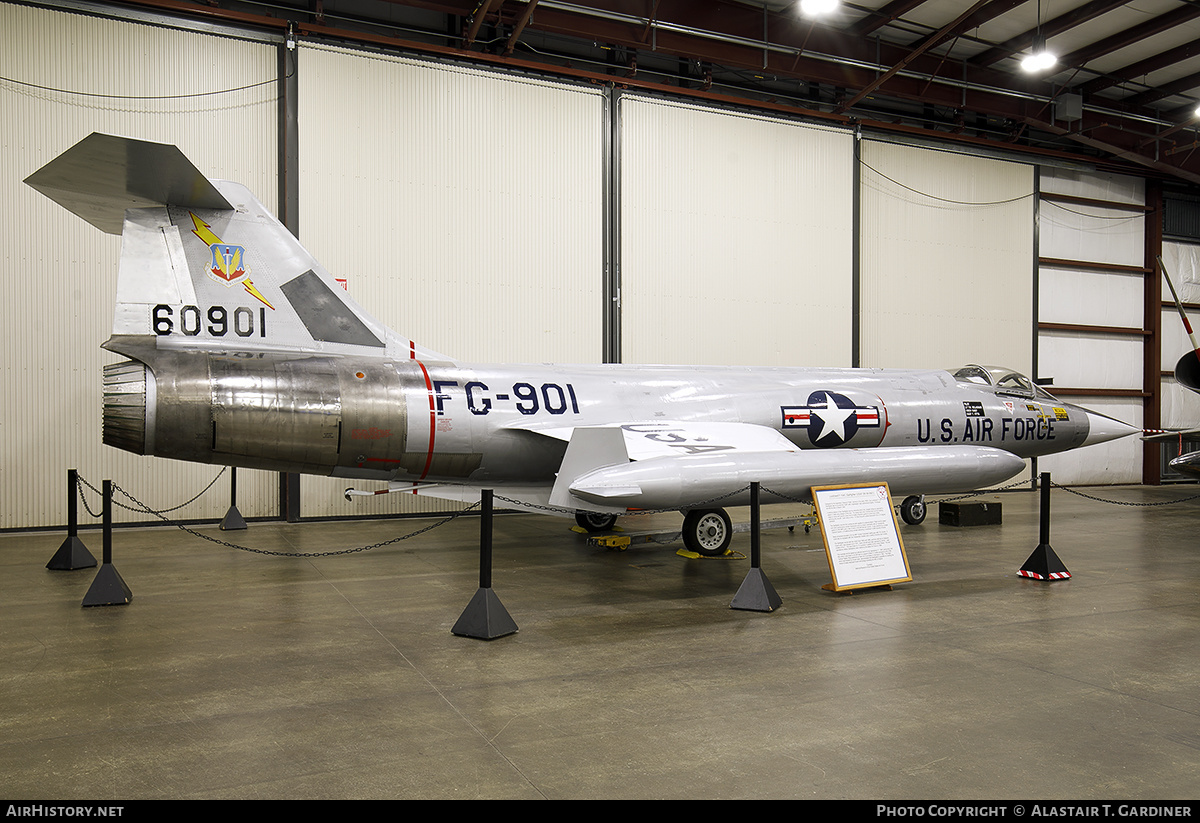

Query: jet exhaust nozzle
[{"left": 103, "top": 360, "right": 151, "bottom": 454}]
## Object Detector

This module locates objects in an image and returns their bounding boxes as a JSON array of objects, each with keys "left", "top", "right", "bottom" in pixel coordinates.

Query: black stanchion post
[
  {"left": 82, "top": 480, "right": 133, "bottom": 607},
  {"left": 731, "top": 482, "right": 782, "bottom": 612},
  {"left": 220, "top": 467, "right": 247, "bottom": 530},
  {"left": 452, "top": 490, "right": 518, "bottom": 639},
  {"left": 1040, "top": 471, "right": 1051, "bottom": 543},
  {"left": 1018, "top": 472, "right": 1072, "bottom": 581},
  {"left": 47, "top": 468, "right": 96, "bottom": 570},
  {"left": 480, "top": 488, "right": 493, "bottom": 589}
]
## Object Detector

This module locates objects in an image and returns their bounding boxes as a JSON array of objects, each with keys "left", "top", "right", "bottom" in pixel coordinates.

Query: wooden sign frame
[{"left": 811, "top": 482, "right": 912, "bottom": 593}]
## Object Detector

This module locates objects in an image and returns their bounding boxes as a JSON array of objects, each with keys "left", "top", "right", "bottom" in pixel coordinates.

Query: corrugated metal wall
[
  {"left": 620, "top": 97, "right": 854, "bottom": 367},
  {"left": 0, "top": 3, "right": 279, "bottom": 528},
  {"left": 295, "top": 44, "right": 605, "bottom": 517},
  {"left": 1037, "top": 168, "right": 1144, "bottom": 484},
  {"left": 858, "top": 139, "right": 1035, "bottom": 371}
]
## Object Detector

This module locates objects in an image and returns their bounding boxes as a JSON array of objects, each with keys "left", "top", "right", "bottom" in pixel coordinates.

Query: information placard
[{"left": 811, "top": 483, "right": 911, "bottom": 592}]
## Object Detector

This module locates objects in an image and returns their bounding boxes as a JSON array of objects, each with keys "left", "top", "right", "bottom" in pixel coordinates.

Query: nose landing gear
[{"left": 899, "top": 495, "right": 927, "bottom": 526}]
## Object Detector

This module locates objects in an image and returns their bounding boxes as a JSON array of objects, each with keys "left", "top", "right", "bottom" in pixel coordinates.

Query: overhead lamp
[
  {"left": 1021, "top": 0, "right": 1057, "bottom": 74},
  {"left": 799, "top": 0, "right": 839, "bottom": 16},
  {"left": 1021, "top": 34, "right": 1057, "bottom": 73}
]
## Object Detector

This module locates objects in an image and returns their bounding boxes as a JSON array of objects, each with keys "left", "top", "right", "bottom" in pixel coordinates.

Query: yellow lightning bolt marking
[
  {"left": 242, "top": 279, "right": 275, "bottom": 310},
  {"left": 188, "top": 212, "right": 275, "bottom": 311},
  {"left": 190, "top": 212, "right": 221, "bottom": 247}
]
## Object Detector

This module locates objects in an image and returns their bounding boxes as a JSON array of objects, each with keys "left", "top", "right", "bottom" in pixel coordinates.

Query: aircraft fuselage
[{"left": 104, "top": 347, "right": 1094, "bottom": 490}]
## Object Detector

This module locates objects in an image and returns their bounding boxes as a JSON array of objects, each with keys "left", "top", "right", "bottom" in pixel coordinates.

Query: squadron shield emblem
[
  {"left": 208, "top": 242, "right": 249, "bottom": 284},
  {"left": 189, "top": 213, "right": 275, "bottom": 310}
]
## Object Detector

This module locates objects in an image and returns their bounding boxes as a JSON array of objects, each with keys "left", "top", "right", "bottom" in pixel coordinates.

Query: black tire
[
  {"left": 682, "top": 508, "right": 732, "bottom": 556},
  {"left": 575, "top": 511, "right": 618, "bottom": 533},
  {"left": 900, "top": 495, "right": 927, "bottom": 526}
]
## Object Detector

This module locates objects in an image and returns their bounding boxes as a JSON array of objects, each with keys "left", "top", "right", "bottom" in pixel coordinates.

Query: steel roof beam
[{"left": 970, "top": 0, "right": 1130, "bottom": 68}]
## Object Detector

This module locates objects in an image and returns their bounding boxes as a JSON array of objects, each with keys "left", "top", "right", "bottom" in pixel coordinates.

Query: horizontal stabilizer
[{"left": 24, "top": 133, "right": 231, "bottom": 234}]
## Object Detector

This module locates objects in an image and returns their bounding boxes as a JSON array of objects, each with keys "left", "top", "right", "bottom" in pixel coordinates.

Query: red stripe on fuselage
[{"left": 415, "top": 359, "right": 437, "bottom": 482}]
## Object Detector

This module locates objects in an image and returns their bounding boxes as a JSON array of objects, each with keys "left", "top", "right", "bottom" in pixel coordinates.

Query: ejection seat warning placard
[{"left": 811, "top": 483, "right": 912, "bottom": 592}]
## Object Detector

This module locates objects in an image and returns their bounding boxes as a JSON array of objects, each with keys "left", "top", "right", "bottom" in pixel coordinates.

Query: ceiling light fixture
[
  {"left": 799, "top": 0, "right": 839, "bottom": 16},
  {"left": 1021, "top": 0, "right": 1057, "bottom": 74}
]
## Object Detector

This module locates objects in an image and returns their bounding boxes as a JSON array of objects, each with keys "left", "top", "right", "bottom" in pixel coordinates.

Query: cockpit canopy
[{"left": 951, "top": 365, "right": 1058, "bottom": 401}]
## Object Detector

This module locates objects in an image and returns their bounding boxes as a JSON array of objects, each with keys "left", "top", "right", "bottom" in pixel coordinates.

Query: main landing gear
[
  {"left": 681, "top": 508, "right": 733, "bottom": 556},
  {"left": 575, "top": 511, "right": 619, "bottom": 533},
  {"left": 584, "top": 495, "right": 926, "bottom": 557}
]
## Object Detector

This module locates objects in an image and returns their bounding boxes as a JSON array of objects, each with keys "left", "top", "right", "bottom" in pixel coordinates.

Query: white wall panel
[
  {"left": 1161, "top": 240, "right": 1200, "bottom": 305},
  {"left": 1039, "top": 268, "right": 1143, "bottom": 328},
  {"left": 1040, "top": 200, "right": 1145, "bottom": 268},
  {"left": 1161, "top": 379, "right": 1200, "bottom": 431},
  {"left": 297, "top": 44, "right": 605, "bottom": 517},
  {"left": 1037, "top": 332, "right": 1142, "bottom": 391},
  {"left": 1039, "top": 167, "right": 1144, "bottom": 206},
  {"left": 0, "top": 3, "right": 278, "bottom": 528},
  {"left": 1035, "top": 168, "right": 1146, "bottom": 485},
  {"left": 859, "top": 140, "right": 1035, "bottom": 371},
  {"left": 620, "top": 97, "right": 853, "bottom": 367}
]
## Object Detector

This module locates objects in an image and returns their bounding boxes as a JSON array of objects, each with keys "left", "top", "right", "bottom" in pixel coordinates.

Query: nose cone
[{"left": 1082, "top": 409, "right": 1140, "bottom": 447}]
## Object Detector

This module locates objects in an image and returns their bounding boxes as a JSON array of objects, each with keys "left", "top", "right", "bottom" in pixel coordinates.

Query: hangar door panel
[
  {"left": 0, "top": 3, "right": 279, "bottom": 527},
  {"left": 859, "top": 140, "right": 1034, "bottom": 373},
  {"left": 298, "top": 45, "right": 605, "bottom": 517},
  {"left": 1037, "top": 168, "right": 1145, "bottom": 485},
  {"left": 621, "top": 97, "right": 854, "bottom": 367}
]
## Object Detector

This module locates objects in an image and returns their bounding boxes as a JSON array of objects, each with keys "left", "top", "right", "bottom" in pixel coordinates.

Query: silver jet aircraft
[{"left": 26, "top": 134, "right": 1139, "bottom": 554}]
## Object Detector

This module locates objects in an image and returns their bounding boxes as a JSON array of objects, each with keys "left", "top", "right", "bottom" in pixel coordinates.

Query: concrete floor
[{"left": 2, "top": 484, "right": 1199, "bottom": 800}]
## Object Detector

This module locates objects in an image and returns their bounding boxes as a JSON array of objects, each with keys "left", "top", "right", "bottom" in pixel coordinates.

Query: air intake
[{"left": 102, "top": 360, "right": 150, "bottom": 454}]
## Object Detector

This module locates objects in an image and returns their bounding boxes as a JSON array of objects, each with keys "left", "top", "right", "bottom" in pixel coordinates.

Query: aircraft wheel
[
  {"left": 682, "top": 508, "right": 732, "bottom": 556},
  {"left": 899, "top": 495, "right": 927, "bottom": 526},
  {"left": 575, "top": 511, "right": 619, "bottom": 533}
]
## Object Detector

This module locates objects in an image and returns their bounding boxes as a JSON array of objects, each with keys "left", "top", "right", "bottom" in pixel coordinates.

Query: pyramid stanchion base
[
  {"left": 1018, "top": 543, "right": 1072, "bottom": 581},
  {"left": 46, "top": 536, "right": 96, "bottom": 571},
  {"left": 82, "top": 564, "right": 133, "bottom": 607},
  {"left": 452, "top": 587, "right": 518, "bottom": 640},
  {"left": 219, "top": 506, "right": 247, "bottom": 531},
  {"left": 730, "top": 567, "right": 782, "bottom": 612}
]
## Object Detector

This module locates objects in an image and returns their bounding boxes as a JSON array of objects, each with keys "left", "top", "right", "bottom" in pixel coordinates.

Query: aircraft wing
[
  {"left": 375, "top": 421, "right": 795, "bottom": 514},
  {"left": 379, "top": 421, "right": 1023, "bottom": 514},
  {"left": 531, "top": 421, "right": 1023, "bottom": 513},
  {"left": 526, "top": 420, "right": 796, "bottom": 461}
]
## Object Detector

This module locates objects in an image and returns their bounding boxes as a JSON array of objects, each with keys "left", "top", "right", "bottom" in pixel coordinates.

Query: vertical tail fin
[{"left": 25, "top": 133, "right": 449, "bottom": 362}]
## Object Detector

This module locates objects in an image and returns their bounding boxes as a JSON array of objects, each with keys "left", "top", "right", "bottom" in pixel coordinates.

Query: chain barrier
[
  {"left": 71, "top": 467, "right": 1200, "bottom": 558},
  {"left": 74, "top": 471, "right": 482, "bottom": 558},
  {"left": 1049, "top": 481, "right": 1200, "bottom": 508},
  {"left": 76, "top": 468, "right": 227, "bottom": 517},
  {"left": 925, "top": 478, "right": 1034, "bottom": 504},
  {"left": 492, "top": 485, "right": 755, "bottom": 520}
]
